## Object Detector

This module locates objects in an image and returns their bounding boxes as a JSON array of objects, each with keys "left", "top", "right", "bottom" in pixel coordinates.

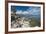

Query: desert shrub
[{"left": 11, "top": 16, "right": 15, "bottom": 22}]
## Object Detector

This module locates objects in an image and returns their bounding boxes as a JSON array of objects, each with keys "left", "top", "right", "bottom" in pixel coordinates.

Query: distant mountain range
[{"left": 16, "top": 14, "right": 40, "bottom": 19}]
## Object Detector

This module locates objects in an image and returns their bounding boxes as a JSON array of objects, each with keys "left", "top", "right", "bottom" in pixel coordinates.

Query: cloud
[
  {"left": 16, "top": 7, "right": 40, "bottom": 15},
  {"left": 26, "top": 7, "right": 40, "bottom": 15},
  {"left": 22, "top": 11, "right": 29, "bottom": 14},
  {"left": 16, "top": 10, "right": 22, "bottom": 14},
  {"left": 16, "top": 10, "right": 29, "bottom": 14}
]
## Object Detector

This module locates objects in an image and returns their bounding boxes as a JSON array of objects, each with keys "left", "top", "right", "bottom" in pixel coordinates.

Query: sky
[
  {"left": 11, "top": 6, "right": 30, "bottom": 11},
  {"left": 11, "top": 6, "right": 41, "bottom": 15}
]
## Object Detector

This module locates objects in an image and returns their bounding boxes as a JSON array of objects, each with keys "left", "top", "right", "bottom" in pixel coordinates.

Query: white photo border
[{"left": 8, "top": 3, "right": 43, "bottom": 32}]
